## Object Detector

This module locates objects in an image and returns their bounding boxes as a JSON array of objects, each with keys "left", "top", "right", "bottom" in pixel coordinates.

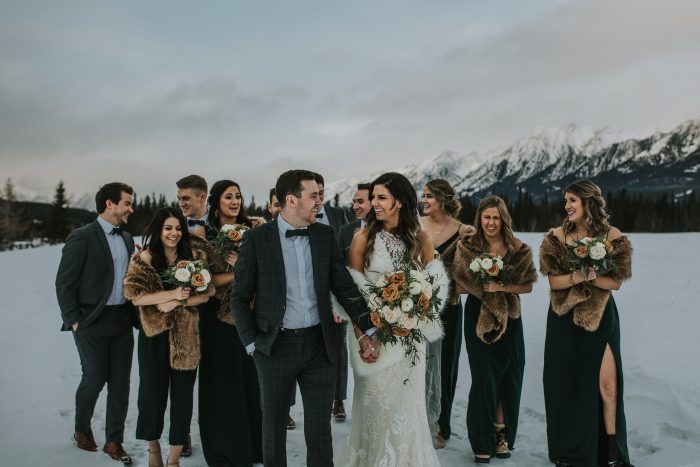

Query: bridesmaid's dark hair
[
  {"left": 206, "top": 180, "right": 252, "bottom": 230},
  {"left": 363, "top": 172, "right": 422, "bottom": 269},
  {"left": 471, "top": 195, "right": 517, "bottom": 253},
  {"left": 562, "top": 179, "right": 611, "bottom": 237},
  {"left": 143, "top": 207, "right": 192, "bottom": 273}
]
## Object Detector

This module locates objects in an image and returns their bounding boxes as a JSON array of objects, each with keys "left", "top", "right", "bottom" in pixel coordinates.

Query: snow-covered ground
[{"left": 1, "top": 233, "right": 699, "bottom": 467}]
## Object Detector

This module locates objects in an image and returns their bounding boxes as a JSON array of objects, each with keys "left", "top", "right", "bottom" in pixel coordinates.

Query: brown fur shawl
[
  {"left": 539, "top": 232, "right": 632, "bottom": 332},
  {"left": 123, "top": 242, "right": 214, "bottom": 370},
  {"left": 445, "top": 235, "right": 538, "bottom": 344}
]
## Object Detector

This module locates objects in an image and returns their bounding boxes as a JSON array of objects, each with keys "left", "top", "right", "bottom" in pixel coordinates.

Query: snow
[{"left": 1, "top": 233, "right": 699, "bottom": 466}]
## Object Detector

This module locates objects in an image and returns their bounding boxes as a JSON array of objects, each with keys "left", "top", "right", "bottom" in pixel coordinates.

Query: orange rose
[
  {"left": 176, "top": 260, "right": 189, "bottom": 269},
  {"left": 389, "top": 272, "right": 406, "bottom": 285},
  {"left": 417, "top": 293, "right": 430, "bottom": 310},
  {"left": 381, "top": 284, "right": 401, "bottom": 303},
  {"left": 227, "top": 229, "right": 242, "bottom": 242},
  {"left": 603, "top": 240, "right": 613, "bottom": 252},
  {"left": 370, "top": 310, "right": 384, "bottom": 328},
  {"left": 191, "top": 273, "right": 206, "bottom": 288},
  {"left": 392, "top": 326, "right": 410, "bottom": 337},
  {"left": 486, "top": 264, "right": 500, "bottom": 277},
  {"left": 574, "top": 245, "right": 588, "bottom": 258}
]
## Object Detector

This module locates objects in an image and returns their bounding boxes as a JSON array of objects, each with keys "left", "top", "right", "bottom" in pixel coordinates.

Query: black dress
[
  {"left": 199, "top": 227, "right": 263, "bottom": 467},
  {"left": 436, "top": 231, "right": 464, "bottom": 440}
]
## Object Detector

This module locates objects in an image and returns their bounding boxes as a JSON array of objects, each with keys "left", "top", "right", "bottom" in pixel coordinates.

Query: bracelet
[
  {"left": 357, "top": 334, "right": 369, "bottom": 344},
  {"left": 568, "top": 273, "right": 575, "bottom": 286}
]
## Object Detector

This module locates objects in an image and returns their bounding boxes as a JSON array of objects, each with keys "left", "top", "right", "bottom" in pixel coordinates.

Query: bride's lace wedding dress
[{"left": 336, "top": 230, "right": 448, "bottom": 467}]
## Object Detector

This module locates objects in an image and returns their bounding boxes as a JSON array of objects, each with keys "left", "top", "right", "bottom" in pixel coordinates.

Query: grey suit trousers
[{"left": 254, "top": 325, "right": 336, "bottom": 467}]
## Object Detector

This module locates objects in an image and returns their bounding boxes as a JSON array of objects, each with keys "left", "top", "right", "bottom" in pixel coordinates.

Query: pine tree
[
  {"left": 0, "top": 178, "right": 23, "bottom": 248},
  {"left": 45, "top": 180, "right": 71, "bottom": 244}
]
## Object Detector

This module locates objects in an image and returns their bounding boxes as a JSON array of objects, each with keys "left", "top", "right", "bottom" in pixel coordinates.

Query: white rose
[
  {"left": 200, "top": 269, "right": 211, "bottom": 284},
  {"left": 496, "top": 258, "right": 504, "bottom": 270},
  {"left": 375, "top": 276, "right": 388, "bottom": 288},
  {"left": 401, "top": 297, "right": 413, "bottom": 312},
  {"left": 220, "top": 224, "right": 235, "bottom": 233},
  {"left": 479, "top": 257, "right": 493, "bottom": 270},
  {"left": 383, "top": 306, "right": 401, "bottom": 324},
  {"left": 174, "top": 268, "right": 191, "bottom": 282},
  {"left": 195, "top": 285, "right": 208, "bottom": 292},
  {"left": 409, "top": 281, "right": 422, "bottom": 295},
  {"left": 409, "top": 269, "right": 426, "bottom": 281},
  {"left": 398, "top": 312, "right": 419, "bottom": 330},
  {"left": 187, "top": 261, "right": 198, "bottom": 272},
  {"left": 581, "top": 237, "right": 593, "bottom": 244},
  {"left": 589, "top": 244, "right": 607, "bottom": 260},
  {"left": 469, "top": 259, "right": 481, "bottom": 273}
]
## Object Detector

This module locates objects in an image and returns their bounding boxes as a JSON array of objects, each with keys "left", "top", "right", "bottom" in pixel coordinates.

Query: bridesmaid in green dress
[
  {"left": 194, "top": 180, "right": 263, "bottom": 467},
  {"left": 420, "top": 179, "right": 473, "bottom": 449},
  {"left": 540, "top": 179, "right": 633, "bottom": 467},
  {"left": 446, "top": 195, "right": 537, "bottom": 463}
]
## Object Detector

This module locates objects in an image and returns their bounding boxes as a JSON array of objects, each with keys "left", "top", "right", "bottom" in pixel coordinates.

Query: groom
[{"left": 231, "top": 169, "right": 377, "bottom": 467}]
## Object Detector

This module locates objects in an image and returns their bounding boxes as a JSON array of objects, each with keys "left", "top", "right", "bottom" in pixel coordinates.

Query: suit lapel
[
  {"left": 92, "top": 221, "right": 115, "bottom": 301},
  {"left": 122, "top": 231, "right": 135, "bottom": 255},
  {"left": 268, "top": 220, "right": 287, "bottom": 291}
]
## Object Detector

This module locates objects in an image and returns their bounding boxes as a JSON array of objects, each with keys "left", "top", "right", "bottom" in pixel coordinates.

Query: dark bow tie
[
  {"left": 187, "top": 219, "right": 206, "bottom": 227},
  {"left": 315, "top": 213, "right": 324, "bottom": 219},
  {"left": 286, "top": 229, "right": 309, "bottom": 238},
  {"left": 110, "top": 227, "right": 124, "bottom": 236}
]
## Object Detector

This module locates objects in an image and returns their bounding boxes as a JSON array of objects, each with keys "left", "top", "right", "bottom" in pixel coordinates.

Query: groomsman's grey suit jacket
[
  {"left": 230, "top": 219, "right": 371, "bottom": 361},
  {"left": 55, "top": 220, "right": 136, "bottom": 331}
]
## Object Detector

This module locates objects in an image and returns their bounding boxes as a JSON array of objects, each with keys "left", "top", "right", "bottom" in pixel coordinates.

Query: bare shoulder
[
  {"left": 550, "top": 226, "right": 566, "bottom": 243},
  {"left": 350, "top": 228, "right": 369, "bottom": 251},
  {"left": 417, "top": 229, "right": 434, "bottom": 248},
  {"left": 607, "top": 226, "right": 623, "bottom": 240}
]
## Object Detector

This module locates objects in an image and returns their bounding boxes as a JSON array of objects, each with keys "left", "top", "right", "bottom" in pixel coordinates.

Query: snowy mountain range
[{"left": 326, "top": 118, "right": 700, "bottom": 203}]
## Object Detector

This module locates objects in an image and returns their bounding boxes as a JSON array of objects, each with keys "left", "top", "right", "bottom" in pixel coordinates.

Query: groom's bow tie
[
  {"left": 286, "top": 229, "right": 309, "bottom": 238},
  {"left": 110, "top": 227, "right": 124, "bottom": 236},
  {"left": 315, "top": 213, "right": 324, "bottom": 219},
  {"left": 187, "top": 219, "right": 206, "bottom": 227}
]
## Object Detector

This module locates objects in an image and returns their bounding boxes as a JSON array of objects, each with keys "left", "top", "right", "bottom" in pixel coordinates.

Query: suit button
[{"left": 282, "top": 305, "right": 286, "bottom": 310}]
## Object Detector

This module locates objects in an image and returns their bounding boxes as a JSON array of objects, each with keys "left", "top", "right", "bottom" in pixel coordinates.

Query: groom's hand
[{"left": 359, "top": 335, "right": 380, "bottom": 364}]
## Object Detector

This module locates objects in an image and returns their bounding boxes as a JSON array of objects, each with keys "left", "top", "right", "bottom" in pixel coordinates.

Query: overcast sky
[{"left": 2, "top": 0, "right": 699, "bottom": 206}]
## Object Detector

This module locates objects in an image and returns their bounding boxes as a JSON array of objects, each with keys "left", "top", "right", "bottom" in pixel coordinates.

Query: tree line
[{"left": 1, "top": 179, "right": 698, "bottom": 250}]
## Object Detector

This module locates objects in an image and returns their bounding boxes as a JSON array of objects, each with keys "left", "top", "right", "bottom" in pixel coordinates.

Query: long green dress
[
  {"left": 541, "top": 232, "right": 633, "bottom": 467},
  {"left": 464, "top": 294, "right": 525, "bottom": 455},
  {"left": 544, "top": 297, "right": 630, "bottom": 467},
  {"left": 198, "top": 227, "right": 263, "bottom": 467},
  {"left": 436, "top": 231, "right": 463, "bottom": 440}
]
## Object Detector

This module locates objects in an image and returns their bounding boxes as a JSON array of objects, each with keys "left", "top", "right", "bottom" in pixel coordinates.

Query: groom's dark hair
[{"left": 276, "top": 170, "right": 317, "bottom": 208}]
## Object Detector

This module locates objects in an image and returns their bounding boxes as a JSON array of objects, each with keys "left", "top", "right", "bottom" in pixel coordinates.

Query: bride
[{"left": 336, "top": 172, "right": 448, "bottom": 467}]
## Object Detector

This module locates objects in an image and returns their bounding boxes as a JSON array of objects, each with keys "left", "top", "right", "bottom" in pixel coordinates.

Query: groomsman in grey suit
[
  {"left": 312, "top": 173, "right": 351, "bottom": 419},
  {"left": 231, "top": 170, "right": 377, "bottom": 467},
  {"left": 337, "top": 183, "right": 371, "bottom": 263},
  {"left": 55, "top": 182, "right": 136, "bottom": 465}
]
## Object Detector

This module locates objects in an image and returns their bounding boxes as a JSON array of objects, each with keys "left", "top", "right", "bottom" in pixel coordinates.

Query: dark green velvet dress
[
  {"left": 544, "top": 296, "right": 630, "bottom": 467},
  {"left": 436, "top": 231, "right": 463, "bottom": 440},
  {"left": 198, "top": 227, "right": 263, "bottom": 467},
  {"left": 464, "top": 294, "right": 525, "bottom": 455}
]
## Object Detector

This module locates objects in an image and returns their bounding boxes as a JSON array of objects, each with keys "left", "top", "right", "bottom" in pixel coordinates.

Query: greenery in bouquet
[
  {"left": 364, "top": 267, "right": 443, "bottom": 366},
  {"left": 566, "top": 236, "right": 617, "bottom": 276},
  {"left": 210, "top": 224, "right": 249, "bottom": 271}
]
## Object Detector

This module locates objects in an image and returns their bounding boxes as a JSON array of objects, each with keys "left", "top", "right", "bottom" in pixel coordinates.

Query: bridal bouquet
[
  {"left": 468, "top": 252, "right": 514, "bottom": 288},
  {"left": 566, "top": 236, "right": 616, "bottom": 276},
  {"left": 210, "top": 224, "right": 249, "bottom": 271},
  {"left": 365, "top": 267, "right": 443, "bottom": 366},
  {"left": 162, "top": 259, "right": 212, "bottom": 295}
]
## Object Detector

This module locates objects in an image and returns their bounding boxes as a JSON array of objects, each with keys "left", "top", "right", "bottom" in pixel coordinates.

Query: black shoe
[
  {"left": 180, "top": 434, "right": 191, "bottom": 457},
  {"left": 606, "top": 460, "right": 633, "bottom": 467},
  {"left": 474, "top": 454, "right": 490, "bottom": 464}
]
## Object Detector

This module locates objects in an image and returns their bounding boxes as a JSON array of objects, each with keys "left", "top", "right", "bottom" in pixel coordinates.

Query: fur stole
[
  {"left": 123, "top": 244, "right": 214, "bottom": 370},
  {"left": 339, "top": 260, "right": 448, "bottom": 377},
  {"left": 539, "top": 232, "right": 632, "bottom": 332},
  {"left": 447, "top": 236, "right": 537, "bottom": 344}
]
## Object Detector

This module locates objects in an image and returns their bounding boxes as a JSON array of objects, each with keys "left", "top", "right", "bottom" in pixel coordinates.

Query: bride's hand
[{"left": 359, "top": 335, "right": 380, "bottom": 363}]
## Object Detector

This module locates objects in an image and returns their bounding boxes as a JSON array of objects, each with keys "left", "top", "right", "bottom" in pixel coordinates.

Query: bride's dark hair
[{"left": 363, "top": 172, "right": 422, "bottom": 269}]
